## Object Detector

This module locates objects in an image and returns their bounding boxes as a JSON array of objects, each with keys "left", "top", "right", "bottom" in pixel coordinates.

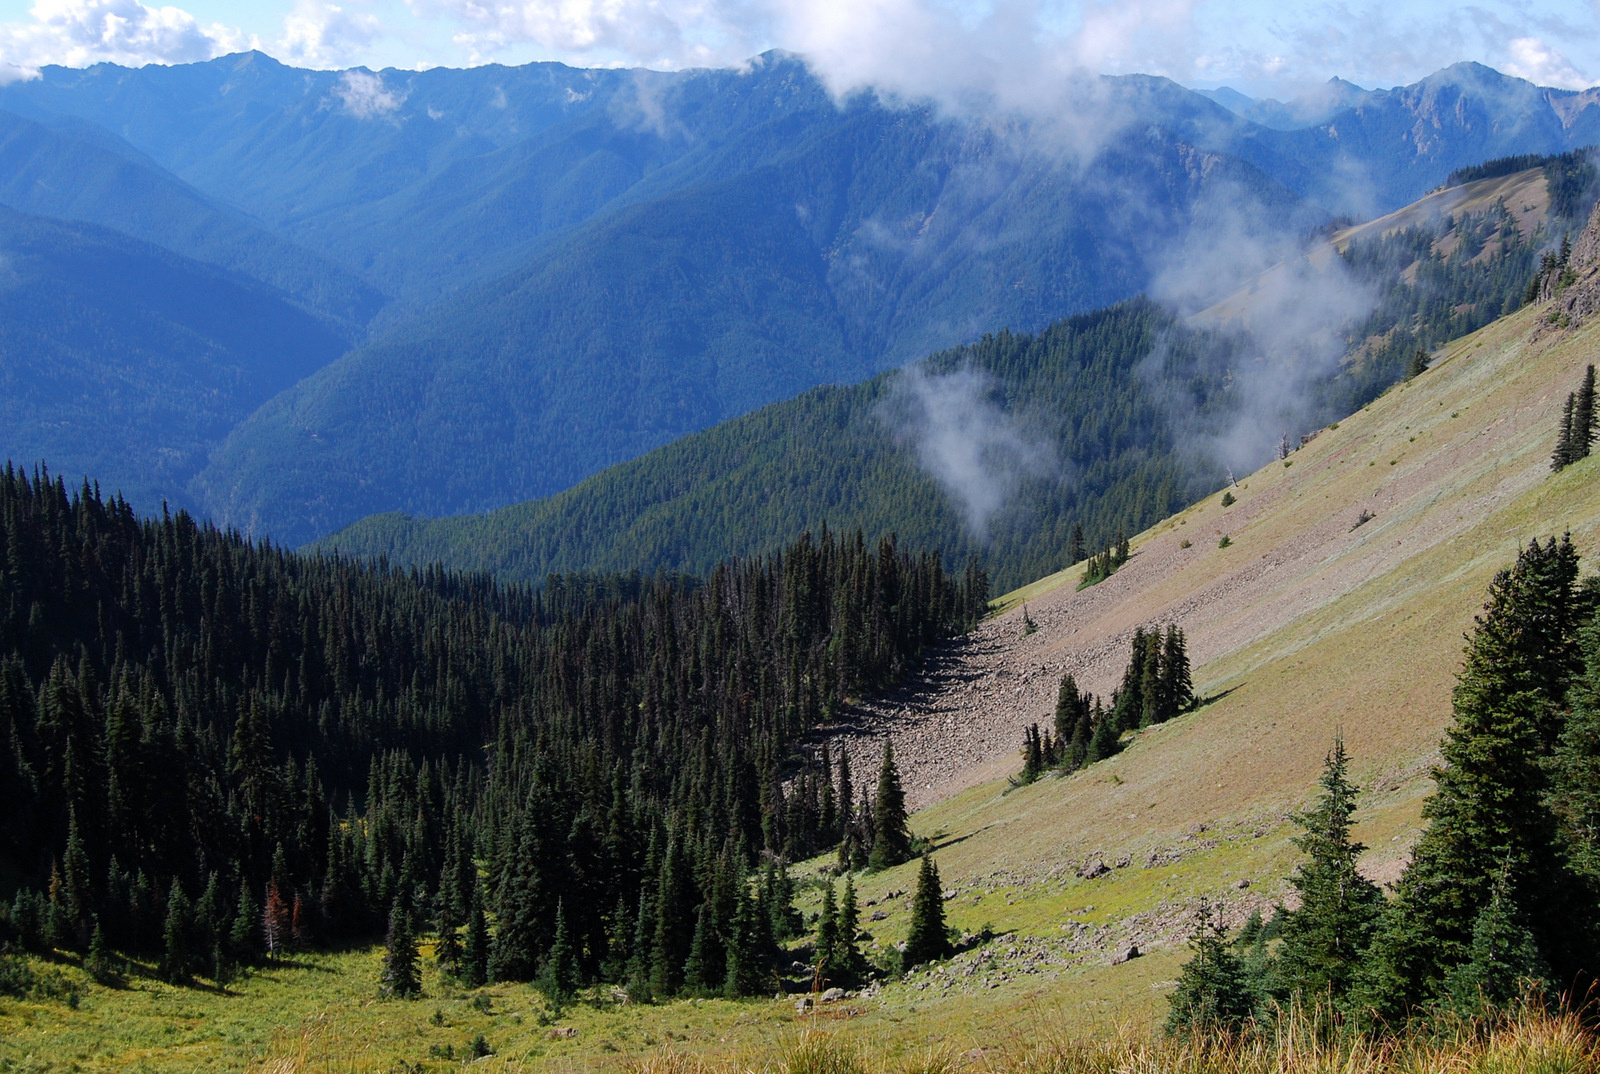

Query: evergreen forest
[{"left": 0, "top": 466, "right": 985, "bottom": 998}]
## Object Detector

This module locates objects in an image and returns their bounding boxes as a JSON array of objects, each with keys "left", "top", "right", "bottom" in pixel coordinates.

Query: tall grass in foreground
[{"left": 621, "top": 1005, "right": 1599, "bottom": 1074}]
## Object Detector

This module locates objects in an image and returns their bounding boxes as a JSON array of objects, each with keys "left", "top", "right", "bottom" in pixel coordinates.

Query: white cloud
[
  {"left": 333, "top": 67, "right": 405, "bottom": 115},
  {"left": 0, "top": 0, "right": 244, "bottom": 70},
  {"left": 1501, "top": 36, "right": 1597, "bottom": 89},
  {"left": 278, "top": 0, "right": 382, "bottom": 69}
]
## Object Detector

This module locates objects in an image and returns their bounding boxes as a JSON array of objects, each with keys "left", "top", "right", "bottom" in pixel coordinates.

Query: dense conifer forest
[{"left": 0, "top": 466, "right": 985, "bottom": 996}]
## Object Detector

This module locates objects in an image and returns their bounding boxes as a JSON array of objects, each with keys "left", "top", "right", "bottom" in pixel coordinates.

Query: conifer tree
[
  {"left": 903, "top": 855, "right": 951, "bottom": 968},
  {"left": 1054, "top": 674, "right": 1083, "bottom": 744},
  {"left": 1114, "top": 628, "right": 1148, "bottom": 732},
  {"left": 869, "top": 741, "right": 911, "bottom": 870},
  {"left": 723, "top": 884, "right": 768, "bottom": 998},
  {"left": 650, "top": 837, "right": 694, "bottom": 997},
  {"left": 381, "top": 901, "right": 420, "bottom": 998},
  {"left": 538, "top": 901, "right": 578, "bottom": 1009},
  {"left": 1159, "top": 626, "right": 1193, "bottom": 720},
  {"left": 86, "top": 918, "right": 114, "bottom": 982},
  {"left": 461, "top": 876, "right": 489, "bottom": 989},
  {"left": 1360, "top": 537, "right": 1590, "bottom": 1017},
  {"left": 1086, "top": 702, "right": 1121, "bottom": 763},
  {"left": 262, "top": 880, "right": 291, "bottom": 959},
  {"left": 625, "top": 890, "right": 656, "bottom": 1001},
  {"left": 830, "top": 874, "right": 865, "bottom": 985},
  {"left": 1274, "top": 737, "right": 1383, "bottom": 1004},
  {"left": 161, "top": 879, "right": 193, "bottom": 984},
  {"left": 229, "top": 885, "right": 261, "bottom": 965},
  {"left": 435, "top": 889, "right": 463, "bottom": 976},
  {"left": 1442, "top": 865, "right": 1552, "bottom": 1015},
  {"left": 61, "top": 806, "right": 92, "bottom": 951},
  {"left": 1576, "top": 365, "right": 1597, "bottom": 461},
  {"left": 1166, "top": 902, "right": 1254, "bottom": 1037},
  {"left": 1553, "top": 393, "right": 1576, "bottom": 471}
]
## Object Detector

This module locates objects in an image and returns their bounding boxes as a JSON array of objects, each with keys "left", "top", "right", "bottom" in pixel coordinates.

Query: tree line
[{"left": 0, "top": 464, "right": 986, "bottom": 999}]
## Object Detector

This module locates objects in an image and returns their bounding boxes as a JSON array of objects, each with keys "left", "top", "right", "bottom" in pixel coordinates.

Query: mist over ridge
[{"left": 0, "top": 50, "right": 1596, "bottom": 548}]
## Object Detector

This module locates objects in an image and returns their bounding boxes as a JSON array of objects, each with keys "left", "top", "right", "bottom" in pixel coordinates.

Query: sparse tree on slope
[
  {"left": 903, "top": 855, "right": 951, "bottom": 968},
  {"left": 1167, "top": 901, "right": 1254, "bottom": 1037},
  {"left": 869, "top": 741, "right": 911, "bottom": 870},
  {"left": 1273, "top": 736, "right": 1383, "bottom": 1006}
]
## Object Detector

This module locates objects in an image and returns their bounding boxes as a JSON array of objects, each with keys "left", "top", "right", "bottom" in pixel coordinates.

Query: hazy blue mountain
[
  {"left": 1198, "top": 78, "right": 1376, "bottom": 131},
  {"left": 0, "top": 205, "right": 353, "bottom": 510},
  {"left": 6, "top": 54, "right": 1600, "bottom": 546},
  {"left": 193, "top": 107, "right": 1307, "bottom": 546},
  {"left": 0, "top": 108, "right": 383, "bottom": 330}
]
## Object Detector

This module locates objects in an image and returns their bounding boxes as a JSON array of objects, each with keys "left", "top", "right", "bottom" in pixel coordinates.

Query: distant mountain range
[{"left": 2, "top": 55, "right": 1599, "bottom": 544}]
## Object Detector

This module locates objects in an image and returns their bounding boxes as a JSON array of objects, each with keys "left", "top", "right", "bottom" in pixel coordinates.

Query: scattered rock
[
  {"left": 1115, "top": 855, "right": 1132, "bottom": 869},
  {"left": 820, "top": 987, "right": 846, "bottom": 1002},
  {"left": 869, "top": 910, "right": 888, "bottom": 921},
  {"left": 548, "top": 1026, "right": 578, "bottom": 1039},
  {"left": 942, "top": 889, "right": 959, "bottom": 900},
  {"left": 1235, "top": 879, "right": 1251, "bottom": 889},
  {"left": 1078, "top": 859, "right": 1110, "bottom": 879},
  {"left": 1109, "top": 945, "right": 1140, "bottom": 966},
  {"left": 795, "top": 996, "right": 813, "bottom": 1013}
]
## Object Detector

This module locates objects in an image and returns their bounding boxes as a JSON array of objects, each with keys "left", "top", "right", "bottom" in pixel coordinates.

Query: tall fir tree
[
  {"left": 381, "top": 900, "right": 421, "bottom": 998},
  {"left": 1359, "top": 537, "right": 1592, "bottom": 1018},
  {"left": 869, "top": 741, "right": 912, "bottom": 870},
  {"left": 538, "top": 900, "right": 578, "bottom": 1009},
  {"left": 161, "top": 879, "right": 193, "bottom": 984},
  {"left": 1553, "top": 392, "right": 1577, "bottom": 471},
  {"left": 461, "top": 875, "right": 489, "bottom": 989},
  {"left": 1576, "top": 364, "right": 1597, "bottom": 461},
  {"left": 1273, "top": 737, "right": 1383, "bottom": 1005},
  {"left": 903, "top": 855, "right": 951, "bottom": 968}
]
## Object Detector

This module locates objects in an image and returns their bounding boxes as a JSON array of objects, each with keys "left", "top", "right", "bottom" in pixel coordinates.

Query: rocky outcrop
[{"left": 1540, "top": 198, "right": 1600, "bottom": 328}]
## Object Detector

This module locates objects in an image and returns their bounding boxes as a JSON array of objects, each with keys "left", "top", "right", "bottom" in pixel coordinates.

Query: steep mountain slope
[
  {"left": 736, "top": 216, "right": 1600, "bottom": 1045},
  {"left": 0, "top": 110, "right": 382, "bottom": 330},
  {"left": 0, "top": 206, "right": 353, "bottom": 509}
]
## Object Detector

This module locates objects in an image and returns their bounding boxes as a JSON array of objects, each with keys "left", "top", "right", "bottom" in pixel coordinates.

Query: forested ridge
[{"left": 0, "top": 466, "right": 985, "bottom": 995}]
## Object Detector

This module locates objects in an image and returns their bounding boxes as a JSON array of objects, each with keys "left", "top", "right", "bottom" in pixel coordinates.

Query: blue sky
[{"left": 1, "top": 0, "right": 1598, "bottom": 102}]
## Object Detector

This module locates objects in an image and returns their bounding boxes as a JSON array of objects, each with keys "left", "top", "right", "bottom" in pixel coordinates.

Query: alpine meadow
[{"left": 9, "top": 12, "right": 1600, "bottom": 1074}]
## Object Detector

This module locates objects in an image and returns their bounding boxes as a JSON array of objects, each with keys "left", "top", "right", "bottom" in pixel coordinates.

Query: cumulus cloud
[
  {"left": 333, "top": 67, "right": 405, "bottom": 116},
  {"left": 1501, "top": 36, "right": 1597, "bottom": 89},
  {"left": 879, "top": 365, "right": 1056, "bottom": 537},
  {"left": 278, "top": 0, "right": 382, "bottom": 68},
  {"left": 0, "top": 0, "right": 244, "bottom": 71}
]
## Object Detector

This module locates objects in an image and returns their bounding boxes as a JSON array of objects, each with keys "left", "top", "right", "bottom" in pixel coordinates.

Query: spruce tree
[
  {"left": 903, "top": 855, "right": 951, "bottom": 968},
  {"left": 1442, "top": 866, "right": 1552, "bottom": 1015},
  {"left": 435, "top": 887, "right": 463, "bottom": 976},
  {"left": 229, "top": 884, "right": 261, "bottom": 965},
  {"left": 61, "top": 806, "right": 92, "bottom": 951},
  {"left": 869, "top": 741, "right": 911, "bottom": 870},
  {"left": 538, "top": 900, "right": 578, "bottom": 1010},
  {"left": 625, "top": 889, "right": 656, "bottom": 1000},
  {"left": 1576, "top": 365, "right": 1597, "bottom": 461},
  {"left": 830, "top": 874, "right": 865, "bottom": 985},
  {"left": 649, "top": 837, "right": 694, "bottom": 997},
  {"left": 1085, "top": 701, "right": 1121, "bottom": 763},
  {"left": 381, "top": 900, "right": 421, "bottom": 998},
  {"left": 723, "top": 883, "right": 768, "bottom": 998},
  {"left": 814, "top": 880, "right": 839, "bottom": 981},
  {"left": 1274, "top": 737, "right": 1383, "bottom": 1004},
  {"left": 1068, "top": 523, "right": 1085, "bottom": 566},
  {"left": 1166, "top": 902, "right": 1254, "bottom": 1037},
  {"left": 1360, "top": 537, "right": 1590, "bottom": 1018},
  {"left": 86, "top": 918, "right": 115, "bottom": 982},
  {"left": 161, "top": 879, "right": 193, "bottom": 984},
  {"left": 461, "top": 876, "right": 489, "bottom": 989},
  {"left": 1554, "top": 393, "right": 1577, "bottom": 471}
]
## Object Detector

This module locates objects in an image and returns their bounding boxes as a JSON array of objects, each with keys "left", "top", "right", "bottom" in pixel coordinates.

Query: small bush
[
  {"left": 1220, "top": 490, "right": 1236, "bottom": 507},
  {"left": 1180, "top": 538, "right": 1192, "bottom": 548},
  {"left": 1218, "top": 535, "right": 1232, "bottom": 548},
  {"left": 469, "top": 1032, "right": 492, "bottom": 1058}
]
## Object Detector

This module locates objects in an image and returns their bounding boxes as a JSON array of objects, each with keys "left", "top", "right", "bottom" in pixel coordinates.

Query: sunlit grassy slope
[{"left": 7, "top": 296, "right": 1600, "bottom": 1071}]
